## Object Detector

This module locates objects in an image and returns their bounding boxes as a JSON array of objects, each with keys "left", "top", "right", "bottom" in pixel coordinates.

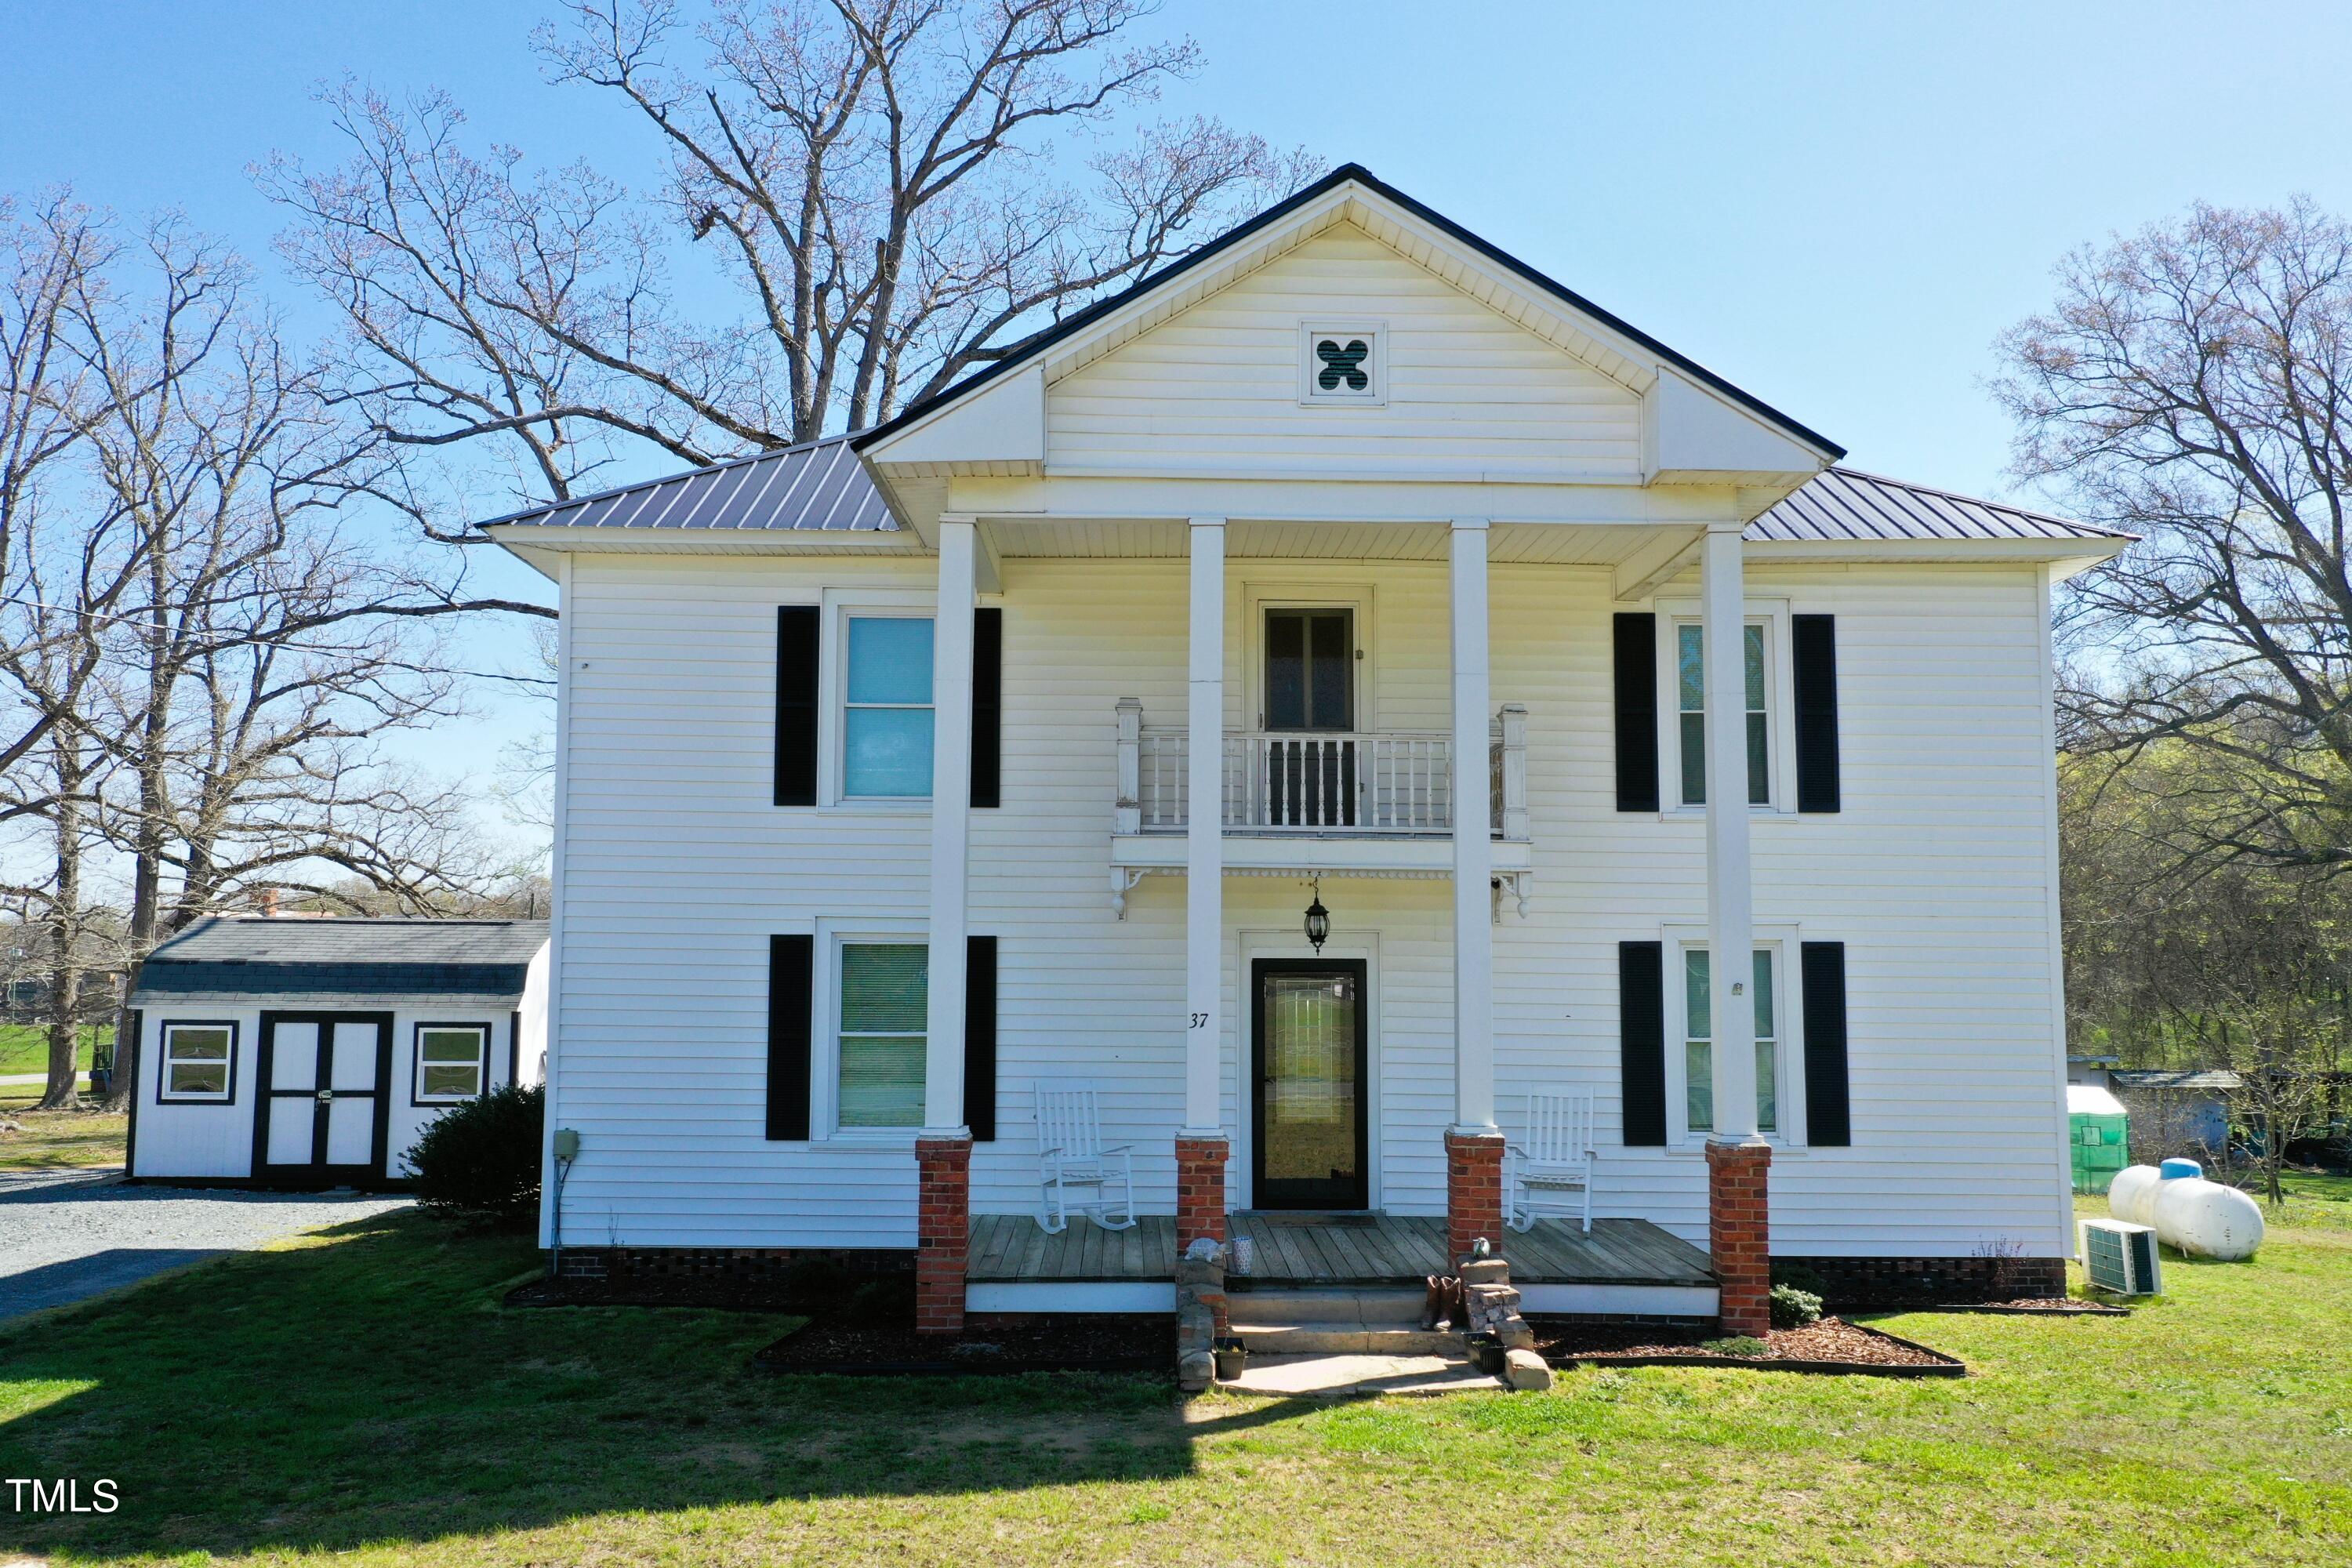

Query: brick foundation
[
  {"left": 1782, "top": 1254, "right": 2068, "bottom": 1308},
  {"left": 915, "top": 1134, "right": 973, "bottom": 1335},
  {"left": 1444, "top": 1127, "right": 1507, "bottom": 1263},
  {"left": 1706, "top": 1139, "right": 1773, "bottom": 1336},
  {"left": 1174, "top": 1134, "right": 1230, "bottom": 1251},
  {"left": 552, "top": 1246, "right": 910, "bottom": 1284}
]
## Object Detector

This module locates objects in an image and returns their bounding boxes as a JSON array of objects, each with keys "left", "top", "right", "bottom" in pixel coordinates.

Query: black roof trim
[
  {"left": 853, "top": 162, "right": 1845, "bottom": 461},
  {"left": 136, "top": 960, "right": 533, "bottom": 997}
]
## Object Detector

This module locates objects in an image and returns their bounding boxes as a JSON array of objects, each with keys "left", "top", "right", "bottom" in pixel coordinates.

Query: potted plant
[{"left": 1213, "top": 1335, "right": 1247, "bottom": 1381}]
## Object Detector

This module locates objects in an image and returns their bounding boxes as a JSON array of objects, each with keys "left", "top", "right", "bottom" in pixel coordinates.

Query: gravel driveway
[{"left": 0, "top": 1170, "right": 410, "bottom": 1319}]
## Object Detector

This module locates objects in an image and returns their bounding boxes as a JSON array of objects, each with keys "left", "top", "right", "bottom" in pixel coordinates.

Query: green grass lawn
[
  {"left": 0, "top": 1090, "right": 125, "bottom": 1170},
  {"left": 1, "top": 1202, "right": 2347, "bottom": 1567},
  {"left": 0, "top": 1022, "right": 108, "bottom": 1078}
]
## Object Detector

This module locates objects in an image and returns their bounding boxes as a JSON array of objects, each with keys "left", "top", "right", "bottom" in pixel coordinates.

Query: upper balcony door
[{"left": 1261, "top": 609, "right": 1356, "bottom": 827}]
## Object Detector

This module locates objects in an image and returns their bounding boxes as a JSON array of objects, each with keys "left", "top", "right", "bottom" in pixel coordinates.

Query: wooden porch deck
[{"left": 965, "top": 1212, "right": 1715, "bottom": 1289}]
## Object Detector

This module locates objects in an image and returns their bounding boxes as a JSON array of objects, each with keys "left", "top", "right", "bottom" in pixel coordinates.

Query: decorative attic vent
[{"left": 1300, "top": 321, "right": 1385, "bottom": 405}]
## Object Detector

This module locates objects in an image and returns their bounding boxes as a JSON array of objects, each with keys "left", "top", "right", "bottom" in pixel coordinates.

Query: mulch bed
[
  {"left": 1529, "top": 1316, "right": 1965, "bottom": 1377},
  {"left": 754, "top": 1315, "right": 1174, "bottom": 1377}
]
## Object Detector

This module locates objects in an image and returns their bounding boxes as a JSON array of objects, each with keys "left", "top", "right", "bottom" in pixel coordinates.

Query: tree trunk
[{"left": 38, "top": 746, "right": 85, "bottom": 1109}]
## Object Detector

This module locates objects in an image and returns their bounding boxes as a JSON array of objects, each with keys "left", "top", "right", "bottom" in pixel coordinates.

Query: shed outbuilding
[{"left": 126, "top": 917, "right": 550, "bottom": 1189}]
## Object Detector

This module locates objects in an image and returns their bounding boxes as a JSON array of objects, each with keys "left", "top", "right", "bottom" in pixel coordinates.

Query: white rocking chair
[
  {"left": 1507, "top": 1089, "right": 1598, "bottom": 1233},
  {"left": 1035, "top": 1084, "right": 1136, "bottom": 1234}
]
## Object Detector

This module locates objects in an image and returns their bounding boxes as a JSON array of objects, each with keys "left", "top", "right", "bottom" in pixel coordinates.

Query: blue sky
[{"left": 7, "top": 1, "right": 2349, "bottom": 837}]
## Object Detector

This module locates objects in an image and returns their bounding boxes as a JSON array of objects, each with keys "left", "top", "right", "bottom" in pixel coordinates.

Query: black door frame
[
  {"left": 252, "top": 1011, "right": 394, "bottom": 1189},
  {"left": 1250, "top": 957, "right": 1370, "bottom": 1210}
]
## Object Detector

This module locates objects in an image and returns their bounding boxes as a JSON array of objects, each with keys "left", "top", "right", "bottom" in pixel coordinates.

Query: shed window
[
  {"left": 414, "top": 1025, "right": 489, "bottom": 1103},
  {"left": 160, "top": 1023, "right": 235, "bottom": 1102},
  {"left": 1683, "top": 947, "right": 1777, "bottom": 1135},
  {"left": 1675, "top": 622, "right": 1770, "bottom": 807},
  {"left": 843, "top": 615, "right": 935, "bottom": 798},
  {"left": 838, "top": 942, "right": 927, "bottom": 1128}
]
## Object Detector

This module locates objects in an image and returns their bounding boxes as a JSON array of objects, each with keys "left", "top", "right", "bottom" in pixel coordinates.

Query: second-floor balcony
[{"left": 1113, "top": 699, "right": 1530, "bottom": 840}]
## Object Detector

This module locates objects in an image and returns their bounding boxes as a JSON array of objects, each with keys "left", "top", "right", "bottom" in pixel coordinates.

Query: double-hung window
[
  {"left": 842, "top": 615, "right": 935, "bottom": 799},
  {"left": 1682, "top": 946, "right": 1779, "bottom": 1135},
  {"left": 415, "top": 1024, "right": 489, "bottom": 1104},
  {"left": 837, "top": 942, "right": 927, "bottom": 1128},
  {"left": 160, "top": 1022, "right": 235, "bottom": 1102},
  {"left": 1675, "top": 622, "right": 1770, "bottom": 807}
]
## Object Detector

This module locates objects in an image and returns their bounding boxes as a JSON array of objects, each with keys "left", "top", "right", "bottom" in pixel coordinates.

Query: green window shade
[
  {"left": 1677, "top": 625, "right": 1705, "bottom": 806},
  {"left": 1676, "top": 624, "right": 1770, "bottom": 806},
  {"left": 839, "top": 943, "right": 927, "bottom": 1127},
  {"left": 1682, "top": 948, "right": 1777, "bottom": 1135}
]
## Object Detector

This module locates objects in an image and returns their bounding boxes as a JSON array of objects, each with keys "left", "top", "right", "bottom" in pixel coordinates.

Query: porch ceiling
[{"left": 983, "top": 517, "right": 1697, "bottom": 566}]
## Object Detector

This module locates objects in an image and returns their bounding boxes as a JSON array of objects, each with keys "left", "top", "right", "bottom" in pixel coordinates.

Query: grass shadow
[{"left": 0, "top": 1211, "right": 1216, "bottom": 1560}]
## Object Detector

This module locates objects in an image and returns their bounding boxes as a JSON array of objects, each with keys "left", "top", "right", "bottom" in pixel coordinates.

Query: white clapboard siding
[
  {"left": 552, "top": 550, "right": 2071, "bottom": 1259},
  {"left": 1045, "top": 225, "right": 1643, "bottom": 482}
]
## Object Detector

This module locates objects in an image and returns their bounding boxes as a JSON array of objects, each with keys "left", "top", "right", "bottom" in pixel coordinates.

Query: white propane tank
[
  {"left": 2107, "top": 1164, "right": 2162, "bottom": 1228},
  {"left": 2151, "top": 1177, "right": 2266, "bottom": 1261}
]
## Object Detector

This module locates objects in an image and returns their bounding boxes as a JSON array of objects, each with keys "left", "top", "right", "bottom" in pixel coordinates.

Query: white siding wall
[
  {"left": 1047, "top": 225, "right": 1643, "bottom": 482},
  {"left": 130, "top": 993, "right": 525, "bottom": 1181},
  {"left": 551, "top": 551, "right": 2071, "bottom": 1259}
]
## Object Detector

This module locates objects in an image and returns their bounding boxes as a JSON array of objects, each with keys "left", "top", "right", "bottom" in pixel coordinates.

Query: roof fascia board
[{"left": 477, "top": 524, "right": 918, "bottom": 554}]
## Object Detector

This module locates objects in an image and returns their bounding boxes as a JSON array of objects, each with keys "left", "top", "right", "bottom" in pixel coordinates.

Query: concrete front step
[
  {"left": 1236, "top": 1322, "right": 1465, "bottom": 1356},
  {"left": 1225, "top": 1287, "right": 1428, "bottom": 1327}
]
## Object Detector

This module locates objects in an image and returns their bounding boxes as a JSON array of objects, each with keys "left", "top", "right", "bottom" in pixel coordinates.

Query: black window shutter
[
  {"left": 1792, "top": 613, "right": 1841, "bottom": 813},
  {"left": 1619, "top": 940, "right": 1667, "bottom": 1145},
  {"left": 774, "top": 606, "right": 820, "bottom": 807},
  {"left": 964, "top": 935, "right": 997, "bottom": 1140},
  {"left": 766, "top": 935, "right": 815, "bottom": 1140},
  {"left": 971, "top": 607, "right": 1002, "bottom": 809},
  {"left": 1613, "top": 613, "right": 1659, "bottom": 812},
  {"left": 1801, "top": 940, "right": 1851, "bottom": 1146}
]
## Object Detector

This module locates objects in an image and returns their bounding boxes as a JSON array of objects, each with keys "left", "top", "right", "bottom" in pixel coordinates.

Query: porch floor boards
[{"left": 964, "top": 1212, "right": 1715, "bottom": 1288}]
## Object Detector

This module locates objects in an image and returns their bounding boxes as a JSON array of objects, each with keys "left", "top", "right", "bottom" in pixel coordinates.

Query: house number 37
[{"left": 1189, "top": 1013, "right": 1209, "bottom": 1029}]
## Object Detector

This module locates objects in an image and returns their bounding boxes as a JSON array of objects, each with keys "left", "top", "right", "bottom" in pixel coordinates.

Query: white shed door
[{"left": 256, "top": 1013, "right": 389, "bottom": 1186}]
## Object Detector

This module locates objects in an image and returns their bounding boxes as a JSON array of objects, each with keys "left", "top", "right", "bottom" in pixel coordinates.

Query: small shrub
[
  {"left": 1700, "top": 1335, "right": 1769, "bottom": 1357},
  {"left": 405, "top": 1083, "right": 543, "bottom": 1229},
  {"left": 1769, "top": 1283, "right": 1824, "bottom": 1329}
]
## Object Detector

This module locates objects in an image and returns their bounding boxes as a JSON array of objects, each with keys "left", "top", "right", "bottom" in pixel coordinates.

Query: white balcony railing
[{"left": 1114, "top": 699, "right": 1529, "bottom": 839}]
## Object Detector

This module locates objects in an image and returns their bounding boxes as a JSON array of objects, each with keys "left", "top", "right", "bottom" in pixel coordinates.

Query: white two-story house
[{"left": 484, "top": 166, "right": 2125, "bottom": 1333}]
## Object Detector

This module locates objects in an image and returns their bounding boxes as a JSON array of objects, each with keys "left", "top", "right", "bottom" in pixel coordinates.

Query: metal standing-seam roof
[
  {"left": 1751, "top": 467, "right": 2129, "bottom": 544},
  {"left": 132, "top": 916, "right": 550, "bottom": 999},
  {"left": 476, "top": 435, "right": 894, "bottom": 534}
]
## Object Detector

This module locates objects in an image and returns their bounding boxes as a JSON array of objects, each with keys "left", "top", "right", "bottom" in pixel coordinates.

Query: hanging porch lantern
[{"left": 1304, "top": 877, "right": 1330, "bottom": 953}]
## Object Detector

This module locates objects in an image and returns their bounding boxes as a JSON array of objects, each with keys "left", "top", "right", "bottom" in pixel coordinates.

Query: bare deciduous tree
[
  {"left": 1998, "top": 198, "right": 2352, "bottom": 876},
  {"left": 261, "top": 0, "right": 1316, "bottom": 525}
]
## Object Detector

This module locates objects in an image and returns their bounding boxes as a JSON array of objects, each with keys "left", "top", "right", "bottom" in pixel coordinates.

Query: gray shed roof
[
  {"left": 1752, "top": 468, "right": 2129, "bottom": 544},
  {"left": 477, "top": 436, "right": 894, "bottom": 534},
  {"left": 473, "top": 439, "right": 2122, "bottom": 550},
  {"left": 133, "top": 917, "right": 548, "bottom": 999},
  {"left": 2110, "top": 1069, "right": 2244, "bottom": 1093}
]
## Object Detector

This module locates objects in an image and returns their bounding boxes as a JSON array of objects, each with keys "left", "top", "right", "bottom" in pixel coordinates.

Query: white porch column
[
  {"left": 1182, "top": 517, "right": 1226, "bottom": 1135},
  {"left": 922, "top": 517, "right": 977, "bottom": 1135},
  {"left": 1701, "top": 522, "right": 1759, "bottom": 1142},
  {"left": 1450, "top": 518, "right": 1496, "bottom": 1132}
]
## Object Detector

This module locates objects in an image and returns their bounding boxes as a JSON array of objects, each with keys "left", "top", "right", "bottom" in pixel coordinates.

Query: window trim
[
  {"left": 411, "top": 1022, "right": 492, "bottom": 1107},
  {"left": 1242, "top": 581, "right": 1377, "bottom": 733},
  {"left": 818, "top": 590, "right": 937, "bottom": 810},
  {"left": 1652, "top": 598, "right": 1797, "bottom": 816},
  {"left": 157, "top": 1019, "right": 241, "bottom": 1105},
  {"left": 1298, "top": 318, "right": 1388, "bottom": 407},
  {"left": 811, "top": 920, "right": 931, "bottom": 1143},
  {"left": 1659, "top": 921, "right": 1809, "bottom": 1149}
]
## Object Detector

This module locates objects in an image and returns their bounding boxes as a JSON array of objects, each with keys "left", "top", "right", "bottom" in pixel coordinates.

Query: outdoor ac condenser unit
[{"left": 2078, "top": 1218, "right": 2162, "bottom": 1296}]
